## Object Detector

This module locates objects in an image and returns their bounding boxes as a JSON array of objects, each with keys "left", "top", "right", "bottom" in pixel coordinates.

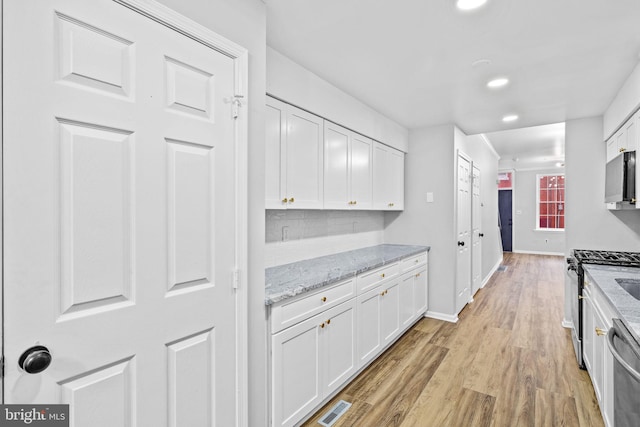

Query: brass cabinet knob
[
  {"left": 388, "top": 203, "right": 394, "bottom": 207},
  {"left": 381, "top": 273, "right": 385, "bottom": 278},
  {"left": 320, "top": 322, "right": 325, "bottom": 328},
  {"left": 353, "top": 200, "right": 357, "bottom": 205},
  {"left": 632, "top": 198, "right": 637, "bottom": 204},
  {"left": 326, "top": 319, "right": 331, "bottom": 325},
  {"left": 282, "top": 198, "right": 288, "bottom": 203},
  {"left": 595, "top": 327, "right": 606, "bottom": 336},
  {"left": 385, "top": 290, "right": 389, "bottom": 295},
  {"left": 288, "top": 197, "right": 295, "bottom": 203},
  {"left": 578, "top": 295, "right": 585, "bottom": 300},
  {"left": 620, "top": 147, "right": 626, "bottom": 153},
  {"left": 416, "top": 273, "right": 421, "bottom": 277},
  {"left": 321, "top": 296, "right": 327, "bottom": 302},
  {"left": 380, "top": 291, "right": 385, "bottom": 296}
]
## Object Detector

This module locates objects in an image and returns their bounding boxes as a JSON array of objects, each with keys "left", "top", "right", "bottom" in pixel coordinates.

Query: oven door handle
[{"left": 607, "top": 326, "right": 640, "bottom": 382}]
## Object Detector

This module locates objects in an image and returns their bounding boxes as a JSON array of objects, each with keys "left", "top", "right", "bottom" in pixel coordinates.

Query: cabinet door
[
  {"left": 321, "top": 300, "right": 357, "bottom": 397},
  {"left": 592, "top": 303, "right": 607, "bottom": 406},
  {"left": 286, "top": 106, "right": 324, "bottom": 209},
  {"left": 606, "top": 136, "right": 617, "bottom": 162},
  {"left": 389, "top": 149, "right": 405, "bottom": 210},
  {"left": 350, "top": 133, "right": 373, "bottom": 209},
  {"left": 380, "top": 279, "right": 401, "bottom": 346},
  {"left": 582, "top": 290, "right": 594, "bottom": 373},
  {"left": 399, "top": 272, "right": 415, "bottom": 330},
  {"left": 414, "top": 266, "right": 428, "bottom": 316},
  {"left": 324, "top": 122, "right": 350, "bottom": 209},
  {"left": 266, "top": 97, "right": 287, "bottom": 209},
  {"left": 357, "top": 286, "right": 382, "bottom": 367},
  {"left": 624, "top": 116, "right": 637, "bottom": 153},
  {"left": 272, "top": 314, "right": 322, "bottom": 427},
  {"left": 372, "top": 142, "right": 392, "bottom": 210}
]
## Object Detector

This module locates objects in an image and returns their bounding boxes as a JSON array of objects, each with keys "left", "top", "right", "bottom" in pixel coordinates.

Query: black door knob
[
  {"left": 479, "top": 233, "right": 484, "bottom": 237},
  {"left": 19, "top": 345, "right": 52, "bottom": 374},
  {"left": 458, "top": 241, "right": 465, "bottom": 247}
]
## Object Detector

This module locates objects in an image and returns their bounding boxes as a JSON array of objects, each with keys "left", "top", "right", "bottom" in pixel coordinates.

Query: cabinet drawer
[
  {"left": 399, "top": 252, "right": 428, "bottom": 272},
  {"left": 357, "top": 263, "right": 399, "bottom": 293},
  {"left": 271, "top": 278, "right": 355, "bottom": 334}
]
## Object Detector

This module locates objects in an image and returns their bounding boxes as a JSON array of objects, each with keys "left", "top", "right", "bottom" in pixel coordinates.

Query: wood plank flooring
[{"left": 301, "top": 253, "right": 602, "bottom": 427}]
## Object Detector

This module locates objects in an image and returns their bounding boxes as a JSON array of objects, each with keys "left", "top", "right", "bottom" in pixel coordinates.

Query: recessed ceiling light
[
  {"left": 502, "top": 114, "right": 519, "bottom": 122},
  {"left": 456, "top": 0, "right": 488, "bottom": 11},
  {"left": 487, "top": 77, "right": 509, "bottom": 89}
]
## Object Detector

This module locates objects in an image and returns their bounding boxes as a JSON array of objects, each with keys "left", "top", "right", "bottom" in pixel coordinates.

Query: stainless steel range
[{"left": 567, "top": 249, "right": 640, "bottom": 369}]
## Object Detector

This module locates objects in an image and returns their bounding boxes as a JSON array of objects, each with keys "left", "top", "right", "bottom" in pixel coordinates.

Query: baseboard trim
[
  {"left": 426, "top": 311, "right": 458, "bottom": 323},
  {"left": 512, "top": 249, "right": 564, "bottom": 256},
  {"left": 562, "top": 319, "right": 573, "bottom": 329},
  {"left": 482, "top": 255, "right": 503, "bottom": 288}
]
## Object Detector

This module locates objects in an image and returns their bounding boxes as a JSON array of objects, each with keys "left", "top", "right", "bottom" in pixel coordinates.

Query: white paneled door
[
  {"left": 471, "top": 165, "right": 482, "bottom": 296},
  {"left": 3, "top": 1, "right": 246, "bottom": 426},
  {"left": 456, "top": 153, "right": 472, "bottom": 313}
]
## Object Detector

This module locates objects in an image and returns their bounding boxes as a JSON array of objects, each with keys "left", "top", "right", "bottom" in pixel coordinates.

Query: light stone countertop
[
  {"left": 582, "top": 264, "right": 640, "bottom": 343},
  {"left": 265, "top": 244, "right": 430, "bottom": 306}
]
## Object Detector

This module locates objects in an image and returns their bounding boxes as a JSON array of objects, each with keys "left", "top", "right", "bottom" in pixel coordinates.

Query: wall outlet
[{"left": 426, "top": 192, "right": 434, "bottom": 203}]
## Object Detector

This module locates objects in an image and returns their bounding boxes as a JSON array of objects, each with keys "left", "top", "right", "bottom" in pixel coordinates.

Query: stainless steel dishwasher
[{"left": 607, "top": 318, "right": 640, "bottom": 427}]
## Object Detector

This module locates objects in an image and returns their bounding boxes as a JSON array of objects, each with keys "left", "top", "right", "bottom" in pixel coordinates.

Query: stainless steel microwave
[{"left": 605, "top": 151, "right": 636, "bottom": 203}]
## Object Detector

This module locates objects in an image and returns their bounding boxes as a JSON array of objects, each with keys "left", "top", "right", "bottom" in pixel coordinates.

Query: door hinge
[{"left": 233, "top": 269, "right": 240, "bottom": 289}]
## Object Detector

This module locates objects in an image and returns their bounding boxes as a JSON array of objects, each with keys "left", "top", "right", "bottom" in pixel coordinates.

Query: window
[
  {"left": 498, "top": 171, "right": 513, "bottom": 189},
  {"left": 537, "top": 174, "right": 565, "bottom": 230}
]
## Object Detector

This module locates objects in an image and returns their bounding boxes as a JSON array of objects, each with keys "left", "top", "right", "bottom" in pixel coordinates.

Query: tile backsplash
[{"left": 265, "top": 210, "right": 385, "bottom": 267}]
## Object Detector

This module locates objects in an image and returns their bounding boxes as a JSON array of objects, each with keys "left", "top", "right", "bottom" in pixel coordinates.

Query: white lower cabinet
[
  {"left": 583, "top": 275, "right": 616, "bottom": 427},
  {"left": 270, "top": 251, "right": 428, "bottom": 427},
  {"left": 272, "top": 299, "right": 357, "bottom": 427}
]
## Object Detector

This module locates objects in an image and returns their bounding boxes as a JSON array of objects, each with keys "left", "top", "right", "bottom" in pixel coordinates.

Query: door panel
[
  {"left": 456, "top": 154, "right": 471, "bottom": 313},
  {"left": 499, "top": 190, "right": 513, "bottom": 252},
  {"left": 472, "top": 165, "right": 482, "bottom": 295},
  {"left": 4, "top": 1, "right": 240, "bottom": 425}
]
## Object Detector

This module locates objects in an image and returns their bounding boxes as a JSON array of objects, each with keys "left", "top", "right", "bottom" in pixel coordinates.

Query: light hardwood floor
[{"left": 302, "top": 253, "right": 603, "bottom": 427}]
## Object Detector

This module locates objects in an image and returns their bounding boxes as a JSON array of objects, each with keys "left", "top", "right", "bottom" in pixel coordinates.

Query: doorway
[{"left": 499, "top": 190, "right": 513, "bottom": 252}]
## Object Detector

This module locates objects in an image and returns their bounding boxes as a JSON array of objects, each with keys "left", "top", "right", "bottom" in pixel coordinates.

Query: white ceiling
[
  {"left": 266, "top": 0, "right": 640, "bottom": 141},
  {"left": 483, "top": 122, "right": 565, "bottom": 170}
]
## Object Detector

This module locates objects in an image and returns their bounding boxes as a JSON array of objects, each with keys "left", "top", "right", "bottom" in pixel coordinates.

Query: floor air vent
[
  {"left": 318, "top": 400, "right": 352, "bottom": 427},
  {"left": 497, "top": 265, "right": 508, "bottom": 272}
]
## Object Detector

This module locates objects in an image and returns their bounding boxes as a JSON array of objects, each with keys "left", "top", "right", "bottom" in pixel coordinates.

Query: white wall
[
  {"left": 384, "top": 125, "right": 502, "bottom": 319},
  {"left": 564, "top": 116, "right": 640, "bottom": 321},
  {"left": 511, "top": 168, "right": 565, "bottom": 255},
  {"left": 384, "top": 124, "right": 456, "bottom": 316},
  {"left": 266, "top": 47, "right": 409, "bottom": 152},
  {"left": 604, "top": 62, "right": 640, "bottom": 140},
  {"left": 154, "top": 0, "right": 267, "bottom": 424},
  {"left": 264, "top": 210, "right": 384, "bottom": 267},
  {"left": 455, "top": 131, "right": 503, "bottom": 281}
]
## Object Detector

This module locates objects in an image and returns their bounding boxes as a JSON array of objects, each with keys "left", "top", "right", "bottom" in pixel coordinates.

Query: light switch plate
[{"left": 426, "top": 192, "right": 434, "bottom": 203}]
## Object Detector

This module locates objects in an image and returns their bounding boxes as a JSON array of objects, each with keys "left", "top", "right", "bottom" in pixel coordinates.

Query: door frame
[
  {"left": 1, "top": 0, "right": 250, "bottom": 424},
  {"left": 498, "top": 169, "right": 516, "bottom": 252}
]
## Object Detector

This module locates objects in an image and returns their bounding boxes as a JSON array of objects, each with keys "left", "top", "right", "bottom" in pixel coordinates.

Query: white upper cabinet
[
  {"left": 266, "top": 96, "right": 404, "bottom": 211},
  {"left": 266, "top": 96, "right": 324, "bottom": 209},
  {"left": 605, "top": 109, "right": 639, "bottom": 162},
  {"left": 324, "top": 121, "right": 373, "bottom": 209},
  {"left": 265, "top": 98, "right": 287, "bottom": 209},
  {"left": 373, "top": 142, "right": 404, "bottom": 210}
]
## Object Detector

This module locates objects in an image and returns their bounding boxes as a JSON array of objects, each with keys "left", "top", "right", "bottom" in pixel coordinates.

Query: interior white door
[
  {"left": 471, "top": 165, "right": 482, "bottom": 296},
  {"left": 456, "top": 153, "right": 472, "bottom": 313},
  {"left": 4, "top": 1, "right": 242, "bottom": 426}
]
